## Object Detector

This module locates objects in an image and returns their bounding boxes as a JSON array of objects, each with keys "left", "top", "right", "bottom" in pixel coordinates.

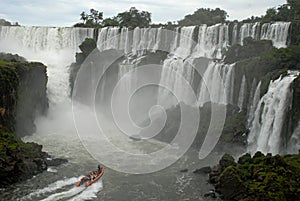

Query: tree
[
  {"left": 102, "top": 17, "right": 119, "bottom": 27},
  {"left": 89, "top": 9, "right": 103, "bottom": 25},
  {"left": 115, "top": 7, "right": 151, "bottom": 28},
  {"left": 80, "top": 11, "right": 88, "bottom": 24},
  {"left": 287, "top": 0, "right": 300, "bottom": 20},
  {"left": 178, "top": 8, "right": 228, "bottom": 26},
  {"left": 77, "top": 9, "right": 103, "bottom": 28},
  {"left": 262, "top": 8, "right": 279, "bottom": 22}
]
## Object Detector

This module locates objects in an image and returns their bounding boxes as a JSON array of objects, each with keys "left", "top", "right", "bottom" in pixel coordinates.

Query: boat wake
[{"left": 21, "top": 176, "right": 103, "bottom": 201}]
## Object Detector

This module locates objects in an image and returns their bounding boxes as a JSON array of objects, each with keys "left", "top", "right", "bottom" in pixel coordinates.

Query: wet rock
[
  {"left": 209, "top": 152, "right": 300, "bottom": 201},
  {"left": 46, "top": 158, "right": 68, "bottom": 167},
  {"left": 193, "top": 166, "right": 211, "bottom": 174},
  {"left": 180, "top": 168, "right": 188, "bottom": 173},
  {"left": 204, "top": 189, "right": 216, "bottom": 198},
  {"left": 209, "top": 164, "right": 222, "bottom": 184}
]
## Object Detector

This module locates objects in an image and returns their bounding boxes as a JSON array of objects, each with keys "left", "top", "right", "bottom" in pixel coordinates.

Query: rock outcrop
[
  {"left": 0, "top": 55, "right": 66, "bottom": 187},
  {"left": 0, "top": 53, "right": 48, "bottom": 137},
  {"left": 209, "top": 152, "right": 300, "bottom": 201}
]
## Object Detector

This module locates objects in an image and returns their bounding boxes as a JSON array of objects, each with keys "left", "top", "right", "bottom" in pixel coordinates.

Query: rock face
[
  {"left": 0, "top": 54, "right": 48, "bottom": 137},
  {"left": 209, "top": 152, "right": 300, "bottom": 201},
  {"left": 0, "top": 131, "right": 48, "bottom": 187},
  {"left": 0, "top": 55, "right": 66, "bottom": 187},
  {"left": 69, "top": 38, "right": 97, "bottom": 96}
]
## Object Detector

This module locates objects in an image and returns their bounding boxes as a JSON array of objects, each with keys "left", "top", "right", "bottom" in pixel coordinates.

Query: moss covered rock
[
  {"left": 210, "top": 152, "right": 300, "bottom": 201},
  {"left": 0, "top": 129, "right": 49, "bottom": 187},
  {"left": 0, "top": 55, "right": 60, "bottom": 187},
  {"left": 0, "top": 57, "right": 48, "bottom": 137}
]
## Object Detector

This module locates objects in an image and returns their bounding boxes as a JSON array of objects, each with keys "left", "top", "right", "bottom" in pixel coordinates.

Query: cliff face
[
  {"left": 15, "top": 61, "right": 48, "bottom": 137},
  {"left": 0, "top": 54, "right": 48, "bottom": 137},
  {"left": 0, "top": 55, "right": 52, "bottom": 187}
]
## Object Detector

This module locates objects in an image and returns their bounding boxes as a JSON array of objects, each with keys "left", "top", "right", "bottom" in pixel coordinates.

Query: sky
[{"left": 0, "top": 0, "right": 287, "bottom": 27}]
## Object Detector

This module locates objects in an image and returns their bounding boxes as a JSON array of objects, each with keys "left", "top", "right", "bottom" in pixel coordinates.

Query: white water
[
  {"left": 0, "top": 21, "right": 294, "bottom": 199},
  {"left": 288, "top": 122, "right": 300, "bottom": 153},
  {"left": 260, "top": 22, "right": 291, "bottom": 48},
  {"left": 93, "top": 21, "right": 290, "bottom": 59},
  {"left": 157, "top": 57, "right": 195, "bottom": 107},
  {"left": 21, "top": 176, "right": 82, "bottom": 200},
  {"left": 247, "top": 73, "right": 298, "bottom": 154},
  {"left": 237, "top": 75, "right": 246, "bottom": 111},
  {"left": 38, "top": 180, "right": 103, "bottom": 201},
  {"left": 247, "top": 80, "right": 261, "bottom": 128},
  {"left": 0, "top": 26, "right": 94, "bottom": 103},
  {"left": 192, "top": 24, "right": 229, "bottom": 59},
  {"left": 239, "top": 21, "right": 290, "bottom": 48},
  {"left": 198, "top": 62, "right": 235, "bottom": 106}
]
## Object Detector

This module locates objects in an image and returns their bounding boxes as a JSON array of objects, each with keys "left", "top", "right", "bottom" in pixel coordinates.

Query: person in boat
[
  {"left": 98, "top": 165, "right": 102, "bottom": 173},
  {"left": 91, "top": 172, "right": 96, "bottom": 180}
]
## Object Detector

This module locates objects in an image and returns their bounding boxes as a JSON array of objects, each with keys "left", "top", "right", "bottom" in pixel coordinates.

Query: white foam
[
  {"left": 40, "top": 185, "right": 85, "bottom": 201},
  {"left": 67, "top": 180, "right": 103, "bottom": 201},
  {"left": 21, "top": 176, "right": 82, "bottom": 200}
]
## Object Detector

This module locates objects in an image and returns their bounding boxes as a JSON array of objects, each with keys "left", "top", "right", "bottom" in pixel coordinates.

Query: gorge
[{"left": 0, "top": 20, "right": 299, "bottom": 200}]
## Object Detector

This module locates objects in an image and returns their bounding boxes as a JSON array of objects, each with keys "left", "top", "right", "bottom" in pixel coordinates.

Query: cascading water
[
  {"left": 238, "top": 21, "right": 290, "bottom": 48},
  {"left": 0, "top": 26, "right": 94, "bottom": 103},
  {"left": 260, "top": 22, "right": 291, "bottom": 48},
  {"left": 197, "top": 62, "right": 235, "bottom": 106},
  {"left": 0, "top": 21, "right": 294, "bottom": 200},
  {"left": 247, "top": 72, "right": 299, "bottom": 154},
  {"left": 192, "top": 24, "right": 229, "bottom": 59},
  {"left": 288, "top": 122, "right": 300, "bottom": 153},
  {"left": 237, "top": 75, "right": 246, "bottom": 111}
]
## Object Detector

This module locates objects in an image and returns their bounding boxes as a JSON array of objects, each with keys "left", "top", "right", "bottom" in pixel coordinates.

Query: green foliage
[
  {"left": 79, "top": 38, "right": 97, "bottom": 56},
  {"left": 264, "top": 45, "right": 300, "bottom": 70},
  {"left": 75, "top": 7, "right": 151, "bottom": 28},
  {"left": 75, "top": 9, "right": 103, "bottom": 28},
  {"left": 243, "top": 0, "right": 300, "bottom": 23},
  {"left": 178, "top": 8, "right": 228, "bottom": 26},
  {"left": 0, "top": 130, "right": 39, "bottom": 160},
  {"left": 115, "top": 7, "right": 151, "bottom": 28},
  {"left": 215, "top": 152, "right": 300, "bottom": 200},
  {"left": 102, "top": 17, "right": 119, "bottom": 27},
  {"left": 225, "top": 37, "right": 273, "bottom": 64},
  {"left": 0, "top": 19, "right": 19, "bottom": 26}
]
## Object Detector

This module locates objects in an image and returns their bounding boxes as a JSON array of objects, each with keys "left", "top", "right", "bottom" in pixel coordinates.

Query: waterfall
[
  {"left": 247, "top": 73, "right": 298, "bottom": 154},
  {"left": 192, "top": 24, "right": 229, "bottom": 59},
  {"left": 0, "top": 26, "right": 94, "bottom": 103},
  {"left": 231, "top": 23, "right": 238, "bottom": 45},
  {"left": 247, "top": 80, "right": 261, "bottom": 128},
  {"left": 198, "top": 62, "right": 235, "bottom": 106},
  {"left": 0, "top": 22, "right": 293, "bottom": 140},
  {"left": 238, "top": 22, "right": 290, "bottom": 48},
  {"left": 288, "top": 122, "right": 300, "bottom": 153},
  {"left": 260, "top": 22, "right": 291, "bottom": 48},
  {"left": 157, "top": 57, "right": 195, "bottom": 107},
  {"left": 94, "top": 21, "right": 291, "bottom": 60},
  {"left": 173, "top": 26, "right": 195, "bottom": 58},
  {"left": 237, "top": 75, "right": 246, "bottom": 111},
  {"left": 239, "top": 22, "right": 260, "bottom": 45},
  {"left": 97, "top": 27, "right": 164, "bottom": 56}
]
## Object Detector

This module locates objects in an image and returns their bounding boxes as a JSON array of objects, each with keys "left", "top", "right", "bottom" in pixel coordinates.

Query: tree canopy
[
  {"left": 243, "top": 0, "right": 300, "bottom": 22},
  {"left": 75, "top": 7, "right": 151, "bottom": 28},
  {"left": 74, "top": 1, "right": 299, "bottom": 28},
  {"left": 0, "top": 19, "right": 19, "bottom": 26},
  {"left": 108, "top": 7, "right": 151, "bottom": 28},
  {"left": 74, "top": 9, "right": 103, "bottom": 28},
  {"left": 178, "top": 8, "right": 228, "bottom": 26}
]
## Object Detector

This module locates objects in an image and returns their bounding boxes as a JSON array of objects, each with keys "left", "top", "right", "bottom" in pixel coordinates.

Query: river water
[{"left": 0, "top": 102, "right": 222, "bottom": 201}]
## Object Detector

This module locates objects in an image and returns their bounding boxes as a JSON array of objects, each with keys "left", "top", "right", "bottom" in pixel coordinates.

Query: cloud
[{"left": 0, "top": 0, "right": 287, "bottom": 26}]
